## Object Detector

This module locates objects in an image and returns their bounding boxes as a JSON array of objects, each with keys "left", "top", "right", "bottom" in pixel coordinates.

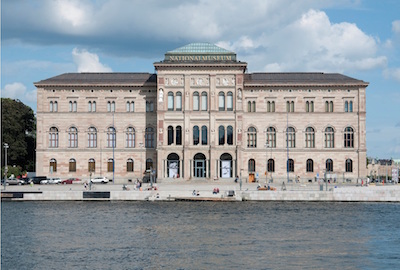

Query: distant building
[
  {"left": 367, "top": 158, "right": 399, "bottom": 182},
  {"left": 34, "top": 43, "right": 368, "bottom": 183}
]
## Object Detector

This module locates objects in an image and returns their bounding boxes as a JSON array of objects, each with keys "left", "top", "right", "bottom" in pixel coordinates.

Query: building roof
[
  {"left": 34, "top": 73, "right": 157, "bottom": 86},
  {"left": 244, "top": 73, "right": 368, "bottom": 86},
  {"left": 167, "top": 42, "right": 233, "bottom": 54}
]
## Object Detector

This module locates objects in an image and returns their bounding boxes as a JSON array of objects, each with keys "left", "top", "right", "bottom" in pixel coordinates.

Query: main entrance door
[{"left": 193, "top": 153, "right": 206, "bottom": 178}]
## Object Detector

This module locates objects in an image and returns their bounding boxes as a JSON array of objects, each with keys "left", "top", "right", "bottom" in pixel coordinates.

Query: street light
[
  {"left": 265, "top": 143, "right": 269, "bottom": 184},
  {"left": 3, "top": 143, "right": 9, "bottom": 190}
]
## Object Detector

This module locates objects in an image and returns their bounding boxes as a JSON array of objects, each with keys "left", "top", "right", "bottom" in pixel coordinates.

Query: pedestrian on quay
[{"left": 235, "top": 175, "right": 238, "bottom": 183}]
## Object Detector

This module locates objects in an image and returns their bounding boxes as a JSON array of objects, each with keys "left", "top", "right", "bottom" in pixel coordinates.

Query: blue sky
[{"left": 1, "top": 0, "right": 400, "bottom": 158}]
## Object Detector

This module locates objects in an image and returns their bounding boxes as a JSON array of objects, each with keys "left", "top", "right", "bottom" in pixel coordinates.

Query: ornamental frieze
[
  {"left": 165, "top": 76, "right": 184, "bottom": 87},
  {"left": 190, "top": 76, "right": 210, "bottom": 87},
  {"left": 216, "top": 75, "right": 235, "bottom": 87}
]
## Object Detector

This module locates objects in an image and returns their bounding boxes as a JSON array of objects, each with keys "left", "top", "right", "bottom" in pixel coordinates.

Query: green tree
[{"left": 1, "top": 98, "right": 36, "bottom": 173}]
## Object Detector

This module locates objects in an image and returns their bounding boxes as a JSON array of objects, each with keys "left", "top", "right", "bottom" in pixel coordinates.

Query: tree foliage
[{"left": 1, "top": 98, "right": 36, "bottom": 172}]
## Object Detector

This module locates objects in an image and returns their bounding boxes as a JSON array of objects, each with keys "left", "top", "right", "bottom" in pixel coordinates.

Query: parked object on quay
[
  {"left": 40, "top": 177, "right": 62, "bottom": 184},
  {"left": 30, "top": 176, "right": 47, "bottom": 184},
  {"left": 90, "top": 177, "right": 109, "bottom": 184},
  {"left": 2, "top": 177, "right": 25, "bottom": 185},
  {"left": 61, "top": 178, "right": 82, "bottom": 184}
]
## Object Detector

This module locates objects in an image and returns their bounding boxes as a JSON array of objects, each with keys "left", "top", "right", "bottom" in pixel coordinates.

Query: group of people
[{"left": 212, "top": 187, "right": 220, "bottom": 194}]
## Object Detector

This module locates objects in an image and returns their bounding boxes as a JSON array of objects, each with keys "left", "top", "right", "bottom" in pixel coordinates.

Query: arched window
[
  {"left": 306, "top": 101, "right": 314, "bottom": 112},
  {"left": 176, "top": 92, "right": 182, "bottom": 111},
  {"left": 287, "top": 101, "right": 294, "bottom": 112},
  {"left": 286, "top": 127, "right": 296, "bottom": 148},
  {"left": 146, "top": 158, "right": 153, "bottom": 170},
  {"left": 248, "top": 159, "right": 256, "bottom": 172},
  {"left": 271, "top": 101, "right": 275, "bottom": 112},
  {"left": 72, "top": 101, "right": 77, "bottom": 112},
  {"left": 88, "top": 158, "right": 95, "bottom": 172},
  {"left": 287, "top": 159, "right": 294, "bottom": 172},
  {"left": 126, "top": 127, "right": 135, "bottom": 148},
  {"left": 111, "top": 101, "right": 115, "bottom": 112},
  {"left": 201, "top": 126, "right": 208, "bottom": 145},
  {"left": 88, "top": 127, "right": 97, "bottom": 148},
  {"left": 306, "top": 159, "right": 313, "bottom": 172},
  {"left": 227, "top": 126, "right": 233, "bottom": 145},
  {"left": 54, "top": 101, "right": 58, "bottom": 112},
  {"left": 326, "top": 159, "right": 333, "bottom": 172},
  {"left": 92, "top": 101, "right": 96, "bottom": 112},
  {"left": 219, "top": 92, "right": 225, "bottom": 111},
  {"left": 146, "top": 101, "right": 154, "bottom": 112},
  {"left": 168, "top": 126, "right": 174, "bottom": 145},
  {"left": 227, "top": 92, "right": 233, "bottom": 111},
  {"left": 107, "top": 101, "right": 111, "bottom": 112},
  {"left": 305, "top": 127, "right": 315, "bottom": 148},
  {"left": 107, "top": 127, "right": 116, "bottom": 148},
  {"left": 267, "top": 101, "right": 271, "bottom": 112},
  {"left": 325, "top": 127, "right": 334, "bottom": 148},
  {"left": 108, "top": 158, "right": 114, "bottom": 172},
  {"left": 127, "top": 158, "right": 134, "bottom": 172},
  {"left": 201, "top": 92, "right": 207, "bottom": 111},
  {"left": 267, "top": 159, "right": 275, "bottom": 172},
  {"left": 325, "top": 101, "right": 329, "bottom": 112},
  {"left": 266, "top": 127, "right": 276, "bottom": 148},
  {"left": 50, "top": 101, "right": 53, "bottom": 112},
  {"left": 68, "top": 127, "right": 78, "bottom": 148},
  {"left": 50, "top": 158, "right": 57, "bottom": 172},
  {"left": 126, "top": 101, "right": 134, "bottom": 112},
  {"left": 345, "top": 101, "right": 349, "bottom": 112},
  {"left": 145, "top": 127, "right": 155, "bottom": 148},
  {"left": 193, "top": 92, "right": 199, "bottom": 111},
  {"left": 49, "top": 127, "right": 59, "bottom": 148},
  {"left": 349, "top": 101, "right": 353, "bottom": 112},
  {"left": 326, "top": 101, "right": 333, "bottom": 112},
  {"left": 329, "top": 101, "right": 334, "bottom": 112},
  {"left": 168, "top": 92, "right": 174, "bottom": 111},
  {"left": 344, "top": 127, "right": 354, "bottom": 148},
  {"left": 345, "top": 159, "right": 353, "bottom": 172},
  {"left": 219, "top": 126, "right": 225, "bottom": 145},
  {"left": 69, "top": 101, "right": 73, "bottom": 112},
  {"left": 193, "top": 126, "right": 199, "bottom": 145},
  {"left": 247, "top": 127, "right": 257, "bottom": 148},
  {"left": 176, "top": 126, "right": 182, "bottom": 145},
  {"left": 69, "top": 158, "right": 76, "bottom": 172},
  {"left": 251, "top": 101, "right": 256, "bottom": 112},
  {"left": 248, "top": 101, "right": 252, "bottom": 112},
  {"left": 89, "top": 101, "right": 92, "bottom": 112}
]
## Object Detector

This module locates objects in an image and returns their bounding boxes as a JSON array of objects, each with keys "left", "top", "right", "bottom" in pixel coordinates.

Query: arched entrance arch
[
  {"left": 220, "top": 153, "right": 233, "bottom": 178},
  {"left": 167, "top": 153, "right": 180, "bottom": 178},
  {"left": 193, "top": 153, "right": 207, "bottom": 178}
]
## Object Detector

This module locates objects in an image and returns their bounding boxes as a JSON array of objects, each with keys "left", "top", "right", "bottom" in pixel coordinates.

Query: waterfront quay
[{"left": 2, "top": 181, "right": 400, "bottom": 202}]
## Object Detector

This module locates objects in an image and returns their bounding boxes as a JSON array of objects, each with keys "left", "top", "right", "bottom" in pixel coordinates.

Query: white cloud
[
  {"left": 220, "top": 9, "right": 386, "bottom": 73},
  {"left": 72, "top": 48, "right": 112, "bottom": 72},
  {"left": 383, "top": 68, "right": 400, "bottom": 83},
  {"left": 392, "top": 20, "right": 400, "bottom": 34},
  {"left": 1, "top": 82, "right": 37, "bottom": 104}
]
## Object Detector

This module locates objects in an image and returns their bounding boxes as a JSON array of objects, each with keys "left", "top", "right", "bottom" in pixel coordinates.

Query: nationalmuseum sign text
[{"left": 165, "top": 54, "right": 236, "bottom": 62}]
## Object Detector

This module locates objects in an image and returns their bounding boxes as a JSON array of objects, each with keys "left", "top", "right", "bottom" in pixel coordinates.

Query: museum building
[{"left": 34, "top": 43, "right": 368, "bottom": 183}]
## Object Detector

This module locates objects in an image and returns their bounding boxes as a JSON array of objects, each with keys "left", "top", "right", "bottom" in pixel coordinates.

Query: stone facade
[{"left": 34, "top": 43, "right": 368, "bottom": 183}]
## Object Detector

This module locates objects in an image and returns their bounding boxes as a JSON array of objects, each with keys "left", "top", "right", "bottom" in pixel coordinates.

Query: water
[{"left": 2, "top": 201, "right": 400, "bottom": 270}]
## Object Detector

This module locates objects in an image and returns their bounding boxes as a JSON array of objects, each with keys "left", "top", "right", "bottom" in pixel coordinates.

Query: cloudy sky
[{"left": 1, "top": 0, "right": 400, "bottom": 158}]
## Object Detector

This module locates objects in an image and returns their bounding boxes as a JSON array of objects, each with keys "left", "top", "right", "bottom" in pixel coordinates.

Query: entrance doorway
[
  {"left": 193, "top": 153, "right": 207, "bottom": 178},
  {"left": 220, "top": 153, "right": 233, "bottom": 178},
  {"left": 167, "top": 153, "right": 180, "bottom": 178}
]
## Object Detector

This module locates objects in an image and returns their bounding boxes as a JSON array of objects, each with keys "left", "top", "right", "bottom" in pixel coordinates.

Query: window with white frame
[
  {"left": 126, "top": 127, "right": 135, "bottom": 148},
  {"left": 68, "top": 127, "right": 78, "bottom": 148}
]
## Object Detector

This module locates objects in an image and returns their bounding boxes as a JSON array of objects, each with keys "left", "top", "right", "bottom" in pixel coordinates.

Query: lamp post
[
  {"left": 3, "top": 143, "right": 9, "bottom": 190},
  {"left": 265, "top": 143, "right": 268, "bottom": 182}
]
